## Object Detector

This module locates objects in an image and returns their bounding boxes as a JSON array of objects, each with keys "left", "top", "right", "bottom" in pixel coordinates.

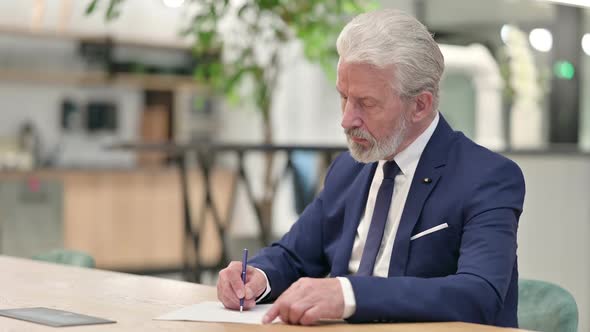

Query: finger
[
  {"left": 263, "top": 302, "right": 280, "bottom": 324},
  {"left": 228, "top": 272, "right": 246, "bottom": 299},
  {"left": 216, "top": 277, "right": 223, "bottom": 302},
  {"left": 245, "top": 266, "right": 263, "bottom": 280},
  {"left": 230, "top": 261, "right": 247, "bottom": 293},
  {"left": 278, "top": 300, "right": 292, "bottom": 324},
  {"left": 246, "top": 265, "right": 259, "bottom": 276},
  {"left": 219, "top": 291, "right": 240, "bottom": 310},
  {"left": 218, "top": 274, "right": 239, "bottom": 303},
  {"left": 245, "top": 272, "right": 267, "bottom": 299},
  {"left": 220, "top": 283, "right": 240, "bottom": 308},
  {"left": 244, "top": 285, "right": 255, "bottom": 300},
  {"left": 288, "top": 302, "right": 313, "bottom": 325},
  {"left": 261, "top": 278, "right": 305, "bottom": 324},
  {"left": 243, "top": 299, "right": 256, "bottom": 310},
  {"left": 218, "top": 262, "right": 243, "bottom": 297},
  {"left": 274, "top": 279, "right": 299, "bottom": 302},
  {"left": 274, "top": 280, "right": 304, "bottom": 324},
  {"left": 217, "top": 270, "right": 234, "bottom": 304},
  {"left": 300, "top": 306, "right": 322, "bottom": 326}
]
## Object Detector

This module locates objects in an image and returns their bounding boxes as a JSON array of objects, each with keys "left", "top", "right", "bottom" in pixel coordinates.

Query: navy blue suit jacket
[{"left": 249, "top": 115, "right": 525, "bottom": 327}]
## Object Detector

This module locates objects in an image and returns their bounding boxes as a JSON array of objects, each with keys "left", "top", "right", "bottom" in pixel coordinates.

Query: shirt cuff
[
  {"left": 337, "top": 277, "right": 356, "bottom": 319},
  {"left": 254, "top": 268, "right": 271, "bottom": 302}
]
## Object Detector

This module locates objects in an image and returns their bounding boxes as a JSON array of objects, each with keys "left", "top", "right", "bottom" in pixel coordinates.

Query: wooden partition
[{"left": 0, "top": 168, "right": 235, "bottom": 272}]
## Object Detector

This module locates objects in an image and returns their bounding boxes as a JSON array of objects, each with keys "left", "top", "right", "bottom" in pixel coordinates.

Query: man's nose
[{"left": 341, "top": 102, "right": 362, "bottom": 130}]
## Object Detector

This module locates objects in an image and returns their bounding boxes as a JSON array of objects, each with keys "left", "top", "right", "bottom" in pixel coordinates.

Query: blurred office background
[{"left": 0, "top": 0, "right": 588, "bottom": 330}]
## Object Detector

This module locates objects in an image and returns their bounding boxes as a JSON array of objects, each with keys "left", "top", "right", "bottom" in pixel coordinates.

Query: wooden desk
[{"left": 0, "top": 256, "right": 528, "bottom": 331}]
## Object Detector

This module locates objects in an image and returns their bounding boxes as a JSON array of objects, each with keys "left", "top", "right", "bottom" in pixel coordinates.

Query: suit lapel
[
  {"left": 331, "top": 162, "right": 377, "bottom": 277},
  {"left": 388, "top": 115, "right": 455, "bottom": 277}
]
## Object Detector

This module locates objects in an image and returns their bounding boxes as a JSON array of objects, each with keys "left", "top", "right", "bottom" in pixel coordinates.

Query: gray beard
[{"left": 345, "top": 117, "right": 408, "bottom": 163}]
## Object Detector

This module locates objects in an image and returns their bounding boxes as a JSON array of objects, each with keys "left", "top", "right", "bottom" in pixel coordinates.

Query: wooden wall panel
[{"left": 0, "top": 168, "right": 236, "bottom": 271}]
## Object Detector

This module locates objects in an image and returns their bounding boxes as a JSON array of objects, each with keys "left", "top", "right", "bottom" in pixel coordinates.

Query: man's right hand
[{"left": 217, "top": 261, "right": 267, "bottom": 311}]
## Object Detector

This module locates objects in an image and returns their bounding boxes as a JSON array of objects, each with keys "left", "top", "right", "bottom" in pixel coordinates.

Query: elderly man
[{"left": 216, "top": 9, "right": 525, "bottom": 327}]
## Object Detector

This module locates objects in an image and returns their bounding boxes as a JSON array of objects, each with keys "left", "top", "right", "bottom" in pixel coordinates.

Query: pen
[{"left": 240, "top": 248, "right": 248, "bottom": 313}]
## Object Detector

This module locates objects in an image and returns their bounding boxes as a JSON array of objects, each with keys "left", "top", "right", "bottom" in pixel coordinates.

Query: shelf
[
  {"left": 0, "top": 25, "right": 204, "bottom": 90},
  {"left": 0, "top": 69, "right": 203, "bottom": 90},
  {"left": 115, "top": 72, "right": 201, "bottom": 90},
  {"left": 0, "top": 25, "right": 192, "bottom": 51}
]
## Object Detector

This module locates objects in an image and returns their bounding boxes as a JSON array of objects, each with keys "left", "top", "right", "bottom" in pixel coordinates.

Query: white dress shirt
[{"left": 258, "top": 113, "right": 440, "bottom": 318}]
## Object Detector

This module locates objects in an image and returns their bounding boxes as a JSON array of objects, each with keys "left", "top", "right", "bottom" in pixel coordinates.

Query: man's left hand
[{"left": 262, "top": 277, "right": 344, "bottom": 325}]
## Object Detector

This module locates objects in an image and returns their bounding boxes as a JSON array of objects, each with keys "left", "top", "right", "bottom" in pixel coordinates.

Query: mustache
[{"left": 345, "top": 128, "right": 375, "bottom": 143}]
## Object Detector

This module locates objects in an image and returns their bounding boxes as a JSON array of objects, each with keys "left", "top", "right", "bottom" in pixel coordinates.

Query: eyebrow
[
  {"left": 360, "top": 96, "right": 378, "bottom": 102},
  {"left": 336, "top": 87, "right": 379, "bottom": 102}
]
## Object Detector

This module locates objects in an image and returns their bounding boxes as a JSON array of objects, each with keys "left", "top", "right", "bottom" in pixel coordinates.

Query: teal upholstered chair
[
  {"left": 518, "top": 279, "right": 578, "bottom": 332},
  {"left": 32, "top": 249, "right": 95, "bottom": 268}
]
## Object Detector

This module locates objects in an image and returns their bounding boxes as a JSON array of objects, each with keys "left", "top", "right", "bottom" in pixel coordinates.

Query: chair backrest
[
  {"left": 518, "top": 279, "right": 578, "bottom": 332},
  {"left": 32, "top": 249, "right": 95, "bottom": 268}
]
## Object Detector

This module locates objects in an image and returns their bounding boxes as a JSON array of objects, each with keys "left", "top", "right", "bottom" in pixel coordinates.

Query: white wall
[
  {"left": 382, "top": 0, "right": 415, "bottom": 14},
  {"left": 424, "top": 0, "right": 555, "bottom": 29},
  {"left": 513, "top": 155, "right": 590, "bottom": 332},
  {"left": 578, "top": 9, "right": 590, "bottom": 152}
]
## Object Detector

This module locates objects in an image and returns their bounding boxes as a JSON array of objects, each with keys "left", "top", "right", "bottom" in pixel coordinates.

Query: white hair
[{"left": 336, "top": 9, "right": 445, "bottom": 110}]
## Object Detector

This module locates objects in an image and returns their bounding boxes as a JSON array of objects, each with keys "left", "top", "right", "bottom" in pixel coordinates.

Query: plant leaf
[{"left": 85, "top": 0, "right": 99, "bottom": 15}]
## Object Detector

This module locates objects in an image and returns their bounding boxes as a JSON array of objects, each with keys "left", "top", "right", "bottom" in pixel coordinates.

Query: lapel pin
[{"left": 423, "top": 178, "right": 432, "bottom": 184}]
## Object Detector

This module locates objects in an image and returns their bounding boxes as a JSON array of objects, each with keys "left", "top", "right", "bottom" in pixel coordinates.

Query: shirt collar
[{"left": 380, "top": 112, "right": 440, "bottom": 177}]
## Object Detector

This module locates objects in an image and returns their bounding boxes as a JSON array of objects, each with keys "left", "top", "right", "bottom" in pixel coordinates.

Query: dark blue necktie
[{"left": 356, "top": 161, "right": 400, "bottom": 276}]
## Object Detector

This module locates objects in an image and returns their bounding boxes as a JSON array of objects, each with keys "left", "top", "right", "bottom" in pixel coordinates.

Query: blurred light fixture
[
  {"left": 529, "top": 28, "right": 553, "bottom": 52},
  {"left": 501, "top": 24, "right": 512, "bottom": 44},
  {"left": 553, "top": 61, "right": 575, "bottom": 80},
  {"left": 162, "top": 0, "right": 185, "bottom": 8},
  {"left": 582, "top": 33, "right": 590, "bottom": 56},
  {"left": 536, "top": 0, "right": 590, "bottom": 8}
]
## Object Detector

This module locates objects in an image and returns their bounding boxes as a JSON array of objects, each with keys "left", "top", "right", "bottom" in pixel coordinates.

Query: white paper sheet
[{"left": 155, "top": 301, "right": 278, "bottom": 325}]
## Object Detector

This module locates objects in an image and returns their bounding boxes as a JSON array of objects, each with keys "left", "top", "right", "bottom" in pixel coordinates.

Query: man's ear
[{"left": 411, "top": 91, "right": 434, "bottom": 122}]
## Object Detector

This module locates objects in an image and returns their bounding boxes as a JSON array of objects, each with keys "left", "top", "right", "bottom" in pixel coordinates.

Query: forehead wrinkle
[{"left": 337, "top": 62, "right": 394, "bottom": 100}]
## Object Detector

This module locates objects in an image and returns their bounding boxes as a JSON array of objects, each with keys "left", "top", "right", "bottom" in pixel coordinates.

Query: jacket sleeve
[
  {"left": 346, "top": 159, "right": 525, "bottom": 324},
  {"left": 247, "top": 154, "right": 344, "bottom": 301}
]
